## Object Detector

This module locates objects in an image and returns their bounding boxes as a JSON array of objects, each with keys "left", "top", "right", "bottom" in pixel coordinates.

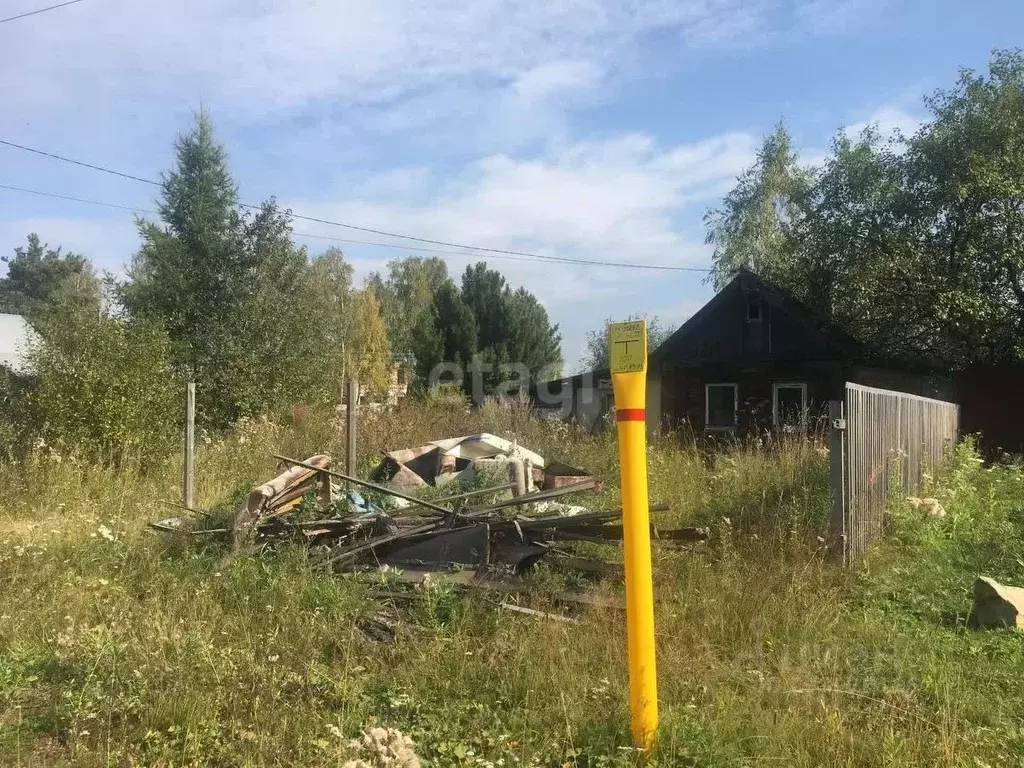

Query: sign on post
[{"left": 607, "top": 320, "right": 658, "bottom": 752}]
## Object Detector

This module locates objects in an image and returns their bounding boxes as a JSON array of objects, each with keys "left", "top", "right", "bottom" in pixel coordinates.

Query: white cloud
[
  {"left": 0, "top": 0, "right": 871, "bottom": 369},
  {"left": 796, "top": 0, "right": 882, "bottom": 35},
  {"left": 290, "top": 130, "right": 754, "bottom": 273},
  {"left": 0, "top": 216, "right": 138, "bottom": 274},
  {"left": 288, "top": 128, "right": 752, "bottom": 368},
  {"left": 2, "top": 0, "right": 779, "bottom": 125},
  {"left": 844, "top": 105, "right": 924, "bottom": 141},
  {"left": 512, "top": 61, "right": 606, "bottom": 103}
]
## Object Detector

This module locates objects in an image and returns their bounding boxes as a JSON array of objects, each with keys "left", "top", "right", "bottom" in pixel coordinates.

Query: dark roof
[{"left": 650, "top": 268, "right": 862, "bottom": 364}]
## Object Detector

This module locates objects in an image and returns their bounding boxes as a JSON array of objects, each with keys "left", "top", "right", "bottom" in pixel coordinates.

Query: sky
[{"left": 2, "top": 0, "right": 1022, "bottom": 373}]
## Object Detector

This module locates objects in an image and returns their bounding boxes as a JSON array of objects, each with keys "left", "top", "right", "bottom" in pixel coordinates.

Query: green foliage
[
  {"left": 459, "top": 262, "right": 562, "bottom": 394},
  {"left": 1, "top": 406, "right": 1024, "bottom": 766},
  {"left": 368, "top": 256, "right": 450, "bottom": 362},
  {"left": 299, "top": 247, "right": 355, "bottom": 404},
  {"left": 122, "top": 111, "right": 313, "bottom": 428},
  {"left": 350, "top": 288, "right": 392, "bottom": 396},
  {"left": 707, "top": 49, "right": 1024, "bottom": 366},
  {"left": 414, "top": 280, "right": 477, "bottom": 383},
  {"left": 705, "top": 122, "right": 812, "bottom": 290},
  {"left": 0, "top": 233, "right": 101, "bottom": 326},
  {"left": 28, "top": 312, "right": 179, "bottom": 464},
  {"left": 299, "top": 248, "right": 394, "bottom": 401},
  {"left": 377, "top": 258, "right": 561, "bottom": 394}
]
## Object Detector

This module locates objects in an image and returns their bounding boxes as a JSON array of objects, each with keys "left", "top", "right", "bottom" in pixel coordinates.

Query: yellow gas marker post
[{"left": 607, "top": 320, "right": 658, "bottom": 752}]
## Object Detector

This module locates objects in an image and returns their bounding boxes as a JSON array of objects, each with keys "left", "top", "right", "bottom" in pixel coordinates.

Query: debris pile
[
  {"left": 370, "top": 432, "right": 549, "bottom": 494},
  {"left": 152, "top": 437, "right": 706, "bottom": 593}
]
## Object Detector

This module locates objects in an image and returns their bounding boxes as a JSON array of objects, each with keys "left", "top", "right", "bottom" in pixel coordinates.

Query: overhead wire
[
  {"left": 0, "top": 183, "right": 639, "bottom": 268},
  {"left": 0, "top": 138, "right": 713, "bottom": 273},
  {"left": 0, "top": 183, "right": 155, "bottom": 214},
  {"left": 0, "top": 0, "right": 87, "bottom": 25}
]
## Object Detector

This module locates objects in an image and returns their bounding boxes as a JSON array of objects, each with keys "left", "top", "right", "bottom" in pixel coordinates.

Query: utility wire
[
  {"left": 290, "top": 231, "right": 600, "bottom": 267},
  {"left": 0, "top": 0, "right": 87, "bottom": 25},
  {"left": 0, "top": 182, "right": 648, "bottom": 269},
  {"left": 0, "top": 183, "right": 154, "bottom": 214},
  {"left": 0, "top": 140, "right": 158, "bottom": 186},
  {"left": 0, "top": 138, "right": 713, "bottom": 273}
]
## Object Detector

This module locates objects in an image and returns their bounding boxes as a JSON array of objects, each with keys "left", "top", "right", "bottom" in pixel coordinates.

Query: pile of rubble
[{"left": 152, "top": 433, "right": 707, "bottom": 599}]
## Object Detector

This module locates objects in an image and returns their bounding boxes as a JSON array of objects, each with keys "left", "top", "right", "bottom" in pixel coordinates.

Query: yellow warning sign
[{"left": 608, "top": 320, "right": 647, "bottom": 374}]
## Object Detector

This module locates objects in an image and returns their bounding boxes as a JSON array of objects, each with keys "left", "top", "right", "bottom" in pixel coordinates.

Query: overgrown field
[{"left": 1, "top": 400, "right": 1022, "bottom": 766}]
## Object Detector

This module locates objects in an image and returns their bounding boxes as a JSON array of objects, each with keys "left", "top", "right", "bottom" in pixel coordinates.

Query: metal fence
[{"left": 830, "top": 382, "right": 960, "bottom": 565}]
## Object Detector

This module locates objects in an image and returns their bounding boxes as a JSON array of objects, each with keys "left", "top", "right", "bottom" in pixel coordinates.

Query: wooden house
[{"left": 541, "top": 270, "right": 952, "bottom": 434}]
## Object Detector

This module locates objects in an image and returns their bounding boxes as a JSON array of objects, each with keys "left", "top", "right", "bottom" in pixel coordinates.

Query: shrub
[{"left": 29, "top": 313, "right": 180, "bottom": 465}]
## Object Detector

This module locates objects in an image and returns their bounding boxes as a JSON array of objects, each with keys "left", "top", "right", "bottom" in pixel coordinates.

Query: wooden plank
[
  {"left": 498, "top": 602, "right": 578, "bottom": 623},
  {"left": 273, "top": 454, "right": 454, "bottom": 515},
  {"left": 346, "top": 379, "right": 358, "bottom": 477}
]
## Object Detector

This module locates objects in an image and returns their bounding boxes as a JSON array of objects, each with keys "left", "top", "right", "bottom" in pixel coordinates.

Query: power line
[
  {"left": 290, "top": 231, "right": 590, "bottom": 268},
  {"left": 0, "top": 183, "right": 155, "bottom": 214},
  {"left": 0, "top": 182, "right": 607, "bottom": 269},
  {"left": 0, "top": 140, "right": 159, "bottom": 186},
  {"left": 0, "top": 0, "right": 87, "bottom": 25},
  {"left": 0, "top": 138, "right": 713, "bottom": 272},
  {"left": 0, "top": 183, "right": 630, "bottom": 269}
]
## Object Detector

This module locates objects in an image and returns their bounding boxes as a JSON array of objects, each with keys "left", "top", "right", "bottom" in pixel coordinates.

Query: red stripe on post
[{"left": 616, "top": 408, "right": 646, "bottom": 422}]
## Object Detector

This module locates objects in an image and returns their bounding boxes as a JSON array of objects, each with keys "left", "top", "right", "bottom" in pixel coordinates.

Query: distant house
[
  {"left": 0, "top": 313, "right": 37, "bottom": 376},
  {"left": 538, "top": 269, "right": 952, "bottom": 434}
]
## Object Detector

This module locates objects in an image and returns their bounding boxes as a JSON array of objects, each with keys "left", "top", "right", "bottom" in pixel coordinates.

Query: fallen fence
[{"left": 830, "top": 382, "right": 959, "bottom": 565}]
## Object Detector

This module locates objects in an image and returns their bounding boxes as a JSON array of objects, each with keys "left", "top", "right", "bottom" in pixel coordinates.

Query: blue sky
[{"left": 2, "top": 0, "right": 1022, "bottom": 372}]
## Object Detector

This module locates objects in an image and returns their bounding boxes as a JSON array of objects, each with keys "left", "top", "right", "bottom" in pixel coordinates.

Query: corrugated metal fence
[{"left": 831, "top": 382, "right": 959, "bottom": 565}]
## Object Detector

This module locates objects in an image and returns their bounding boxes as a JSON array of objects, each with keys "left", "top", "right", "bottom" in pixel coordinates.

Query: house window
[
  {"left": 773, "top": 382, "right": 807, "bottom": 427},
  {"left": 705, "top": 383, "right": 738, "bottom": 429},
  {"left": 747, "top": 300, "right": 762, "bottom": 322}
]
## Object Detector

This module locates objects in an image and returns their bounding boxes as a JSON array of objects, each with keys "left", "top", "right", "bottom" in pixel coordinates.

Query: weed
[{"left": 0, "top": 405, "right": 1021, "bottom": 765}]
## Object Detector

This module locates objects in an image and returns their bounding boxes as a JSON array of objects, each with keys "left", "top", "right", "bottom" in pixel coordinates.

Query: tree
[
  {"left": 504, "top": 287, "right": 563, "bottom": 381},
  {"left": 346, "top": 289, "right": 392, "bottom": 397},
  {"left": 367, "top": 256, "right": 449, "bottom": 363},
  {"left": 121, "top": 111, "right": 311, "bottom": 427},
  {"left": 581, "top": 314, "right": 672, "bottom": 372},
  {"left": 460, "top": 262, "right": 561, "bottom": 394},
  {"left": 787, "top": 130, "right": 939, "bottom": 359},
  {"left": 903, "top": 48, "right": 1024, "bottom": 363},
  {"left": 0, "top": 234, "right": 101, "bottom": 325},
  {"left": 28, "top": 312, "right": 179, "bottom": 464},
  {"left": 705, "top": 50, "right": 1024, "bottom": 368},
  {"left": 300, "top": 247, "right": 355, "bottom": 402},
  {"left": 704, "top": 122, "right": 812, "bottom": 289}
]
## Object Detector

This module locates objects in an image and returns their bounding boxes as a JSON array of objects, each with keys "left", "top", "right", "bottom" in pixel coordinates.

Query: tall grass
[{"left": 0, "top": 403, "right": 1021, "bottom": 766}]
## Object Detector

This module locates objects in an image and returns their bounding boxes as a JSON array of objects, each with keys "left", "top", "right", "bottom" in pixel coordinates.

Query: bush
[{"left": 29, "top": 313, "right": 181, "bottom": 465}]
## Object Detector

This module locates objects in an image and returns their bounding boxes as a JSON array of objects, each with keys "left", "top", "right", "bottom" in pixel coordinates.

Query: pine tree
[{"left": 122, "top": 111, "right": 309, "bottom": 427}]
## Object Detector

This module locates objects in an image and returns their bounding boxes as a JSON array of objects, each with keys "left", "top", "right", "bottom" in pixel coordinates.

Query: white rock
[
  {"left": 906, "top": 496, "right": 946, "bottom": 517},
  {"left": 972, "top": 577, "right": 1024, "bottom": 629}
]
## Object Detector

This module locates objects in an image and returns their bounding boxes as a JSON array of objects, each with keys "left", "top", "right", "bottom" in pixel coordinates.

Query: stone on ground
[{"left": 972, "top": 576, "right": 1024, "bottom": 629}]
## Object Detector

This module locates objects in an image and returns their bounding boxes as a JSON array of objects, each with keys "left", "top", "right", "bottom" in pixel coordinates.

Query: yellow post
[{"left": 607, "top": 320, "right": 658, "bottom": 752}]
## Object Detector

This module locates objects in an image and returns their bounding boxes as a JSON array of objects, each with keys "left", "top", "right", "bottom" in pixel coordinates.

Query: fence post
[
  {"left": 828, "top": 399, "right": 846, "bottom": 566},
  {"left": 183, "top": 382, "right": 196, "bottom": 510},
  {"left": 346, "top": 379, "right": 358, "bottom": 478}
]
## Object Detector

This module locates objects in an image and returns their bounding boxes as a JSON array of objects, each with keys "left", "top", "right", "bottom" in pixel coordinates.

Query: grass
[{"left": 0, "top": 400, "right": 1022, "bottom": 766}]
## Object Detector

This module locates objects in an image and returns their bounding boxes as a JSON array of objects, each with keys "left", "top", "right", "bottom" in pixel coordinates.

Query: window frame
[
  {"left": 704, "top": 382, "right": 739, "bottom": 430},
  {"left": 772, "top": 381, "right": 808, "bottom": 427},
  {"left": 746, "top": 299, "right": 763, "bottom": 323}
]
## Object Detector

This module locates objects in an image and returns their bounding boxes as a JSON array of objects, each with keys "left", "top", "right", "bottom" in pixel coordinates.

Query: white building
[{"left": 0, "top": 313, "right": 37, "bottom": 375}]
